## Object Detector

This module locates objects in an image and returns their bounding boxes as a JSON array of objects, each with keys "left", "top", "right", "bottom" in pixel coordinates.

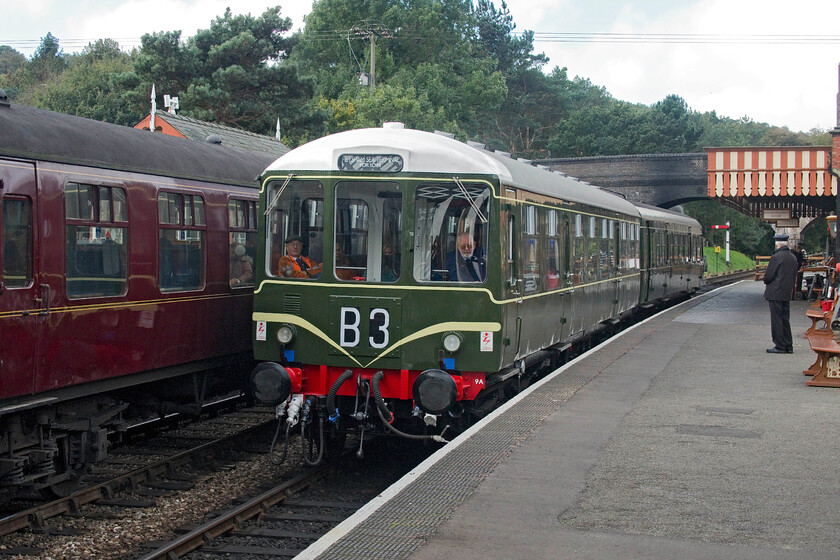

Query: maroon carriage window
[
  {"left": 158, "top": 192, "right": 205, "bottom": 292},
  {"left": 64, "top": 183, "right": 128, "bottom": 298},
  {"left": 228, "top": 199, "right": 256, "bottom": 288},
  {"left": 2, "top": 197, "right": 32, "bottom": 288}
]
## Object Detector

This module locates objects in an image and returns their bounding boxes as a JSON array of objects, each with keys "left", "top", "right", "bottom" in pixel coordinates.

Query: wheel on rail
[{"left": 39, "top": 466, "right": 86, "bottom": 499}]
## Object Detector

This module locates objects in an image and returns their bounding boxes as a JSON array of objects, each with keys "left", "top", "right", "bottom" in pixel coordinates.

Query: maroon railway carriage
[{"left": 0, "top": 97, "right": 274, "bottom": 495}]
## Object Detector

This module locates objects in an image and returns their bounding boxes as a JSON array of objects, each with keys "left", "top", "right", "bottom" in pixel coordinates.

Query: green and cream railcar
[{"left": 250, "top": 124, "right": 701, "bottom": 453}]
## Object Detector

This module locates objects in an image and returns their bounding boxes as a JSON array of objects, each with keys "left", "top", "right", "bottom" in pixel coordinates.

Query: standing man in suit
[{"left": 764, "top": 233, "right": 799, "bottom": 354}]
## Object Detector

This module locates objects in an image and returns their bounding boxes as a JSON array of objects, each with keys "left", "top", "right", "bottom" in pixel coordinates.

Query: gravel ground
[{"left": 0, "top": 441, "right": 305, "bottom": 560}]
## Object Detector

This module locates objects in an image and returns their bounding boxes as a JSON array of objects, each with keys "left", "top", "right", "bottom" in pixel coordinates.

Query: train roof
[
  {"left": 267, "top": 125, "right": 640, "bottom": 217},
  {"left": 634, "top": 202, "right": 703, "bottom": 233},
  {"left": 0, "top": 102, "right": 274, "bottom": 187}
]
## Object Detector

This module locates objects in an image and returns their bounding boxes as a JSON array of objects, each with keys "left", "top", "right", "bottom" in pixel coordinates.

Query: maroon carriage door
[{"left": 0, "top": 159, "right": 41, "bottom": 399}]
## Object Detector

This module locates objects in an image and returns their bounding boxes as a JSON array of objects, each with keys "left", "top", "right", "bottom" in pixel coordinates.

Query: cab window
[
  {"left": 265, "top": 179, "right": 324, "bottom": 279},
  {"left": 334, "top": 181, "right": 401, "bottom": 283},
  {"left": 414, "top": 181, "right": 489, "bottom": 283}
]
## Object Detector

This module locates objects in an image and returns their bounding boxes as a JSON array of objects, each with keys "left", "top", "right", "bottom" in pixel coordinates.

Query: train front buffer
[{"left": 251, "top": 286, "right": 501, "bottom": 445}]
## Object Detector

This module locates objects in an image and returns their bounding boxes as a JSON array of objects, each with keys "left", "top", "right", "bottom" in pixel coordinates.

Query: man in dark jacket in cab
[{"left": 764, "top": 233, "right": 799, "bottom": 354}]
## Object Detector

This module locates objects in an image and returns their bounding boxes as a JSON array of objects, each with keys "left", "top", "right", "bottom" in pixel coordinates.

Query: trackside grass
[{"left": 703, "top": 246, "right": 755, "bottom": 275}]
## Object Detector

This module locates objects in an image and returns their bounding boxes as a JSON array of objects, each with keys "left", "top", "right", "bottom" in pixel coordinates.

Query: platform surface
[{"left": 300, "top": 281, "right": 840, "bottom": 560}]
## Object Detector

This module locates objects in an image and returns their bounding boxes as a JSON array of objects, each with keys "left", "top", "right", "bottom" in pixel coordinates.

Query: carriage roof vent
[
  {"left": 205, "top": 134, "right": 222, "bottom": 144},
  {"left": 495, "top": 150, "right": 511, "bottom": 157},
  {"left": 383, "top": 122, "right": 405, "bottom": 129},
  {"left": 537, "top": 164, "right": 550, "bottom": 170},
  {"left": 466, "top": 141, "right": 487, "bottom": 150},
  {"left": 433, "top": 130, "right": 455, "bottom": 139},
  {"left": 518, "top": 158, "right": 532, "bottom": 164},
  {"left": 553, "top": 170, "right": 567, "bottom": 177}
]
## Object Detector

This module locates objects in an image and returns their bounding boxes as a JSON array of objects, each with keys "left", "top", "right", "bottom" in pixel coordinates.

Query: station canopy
[{"left": 707, "top": 147, "right": 837, "bottom": 221}]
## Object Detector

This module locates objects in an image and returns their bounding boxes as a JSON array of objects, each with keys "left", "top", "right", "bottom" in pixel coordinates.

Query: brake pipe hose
[
  {"left": 327, "top": 369, "right": 354, "bottom": 422},
  {"left": 372, "top": 371, "right": 449, "bottom": 443}
]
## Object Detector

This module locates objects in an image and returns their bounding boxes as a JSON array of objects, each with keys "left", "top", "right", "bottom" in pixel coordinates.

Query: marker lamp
[
  {"left": 442, "top": 331, "right": 463, "bottom": 353},
  {"left": 276, "top": 325, "right": 295, "bottom": 345}
]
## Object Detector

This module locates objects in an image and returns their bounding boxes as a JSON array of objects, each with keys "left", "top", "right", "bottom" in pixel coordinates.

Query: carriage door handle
[{"left": 36, "top": 284, "right": 51, "bottom": 315}]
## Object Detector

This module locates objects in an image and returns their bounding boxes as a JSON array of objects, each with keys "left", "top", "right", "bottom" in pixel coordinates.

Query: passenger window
[
  {"left": 522, "top": 205, "right": 539, "bottom": 294},
  {"left": 229, "top": 199, "right": 256, "bottom": 288},
  {"left": 414, "top": 181, "right": 489, "bottom": 283},
  {"left": 158, "top": 192, "right": 205, "bottom": 292},
  {"left": 65, "top": 183, "right": 128, "bottom": 298},
  {"left": 265, "top": 179, "right": 324, "bottom": 279},
  {"left": 2, "top": 197, "right": 32, "bottom": 288}
]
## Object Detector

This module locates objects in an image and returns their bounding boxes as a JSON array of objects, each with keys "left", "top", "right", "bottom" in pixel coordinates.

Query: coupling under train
[
  {"left": 0, "top": 96, "right": 274, "bottom": 494},
  {"left": 249, "top": 123, "right": 704, "bottom": 461}
]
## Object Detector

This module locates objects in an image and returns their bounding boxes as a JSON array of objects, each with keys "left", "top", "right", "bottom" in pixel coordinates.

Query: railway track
[
  {"left": 703, "top": 269, "right": 755, "bottom": 287},
  {"left": 0, "top": 406, "right": 276, "bottom": 554},
  {"left": 136, "top": 439, "right": 432, "bottom": 560}
]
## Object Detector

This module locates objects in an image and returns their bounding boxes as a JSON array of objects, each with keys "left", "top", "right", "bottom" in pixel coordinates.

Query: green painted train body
[{"left": 250, "top": 125, "right": 704, "bottom": 454}]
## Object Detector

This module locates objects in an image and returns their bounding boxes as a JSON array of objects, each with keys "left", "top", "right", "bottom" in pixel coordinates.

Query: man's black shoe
[
  {"left": 766, "top": 347, "right": 788, "bottom": 354},
  {"left": 786, "top": 347, "right": 793, "bottom": 354}
]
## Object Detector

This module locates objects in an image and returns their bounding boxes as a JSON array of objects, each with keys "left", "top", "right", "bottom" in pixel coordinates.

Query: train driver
[
  {"left": 446, "top": 232, "right": 485, "bottom": 282},
  {"left": 278, "top": 235, "right": 322, "bottom": 279}
]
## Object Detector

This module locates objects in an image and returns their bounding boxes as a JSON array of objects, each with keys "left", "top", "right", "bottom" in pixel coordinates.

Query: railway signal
[{"left": 711, "top": 223, "right": 730, "bottom": 264}]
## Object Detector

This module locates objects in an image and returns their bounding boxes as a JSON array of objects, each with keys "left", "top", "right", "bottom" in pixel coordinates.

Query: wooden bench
[
  {"left": 804, "top": 295, "right": 838, "bottom": 337},
  {"left": 804, "top": 332, "right": 840, "bottom": 387}
]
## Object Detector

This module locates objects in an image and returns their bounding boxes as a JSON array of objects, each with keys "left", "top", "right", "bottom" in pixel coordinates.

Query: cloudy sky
[{"left": 3, "top": 0, "right": 839, "bottom": 132}]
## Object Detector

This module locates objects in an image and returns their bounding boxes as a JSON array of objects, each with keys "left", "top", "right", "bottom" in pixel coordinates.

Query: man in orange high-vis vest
[{"left": 278, "top": 235, "right": 322, "bottom": 278}]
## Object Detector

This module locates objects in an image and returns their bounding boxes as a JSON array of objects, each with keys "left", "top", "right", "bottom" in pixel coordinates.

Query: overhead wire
[{"left": 3, "top": 30, "right": 839, "bottom": 54}]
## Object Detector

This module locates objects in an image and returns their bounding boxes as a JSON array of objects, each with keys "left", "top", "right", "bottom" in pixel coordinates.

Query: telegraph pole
[
  {"left": 352, "top": 21, "right": 393, "bottom": 91},
  {"left": 370, "top": 32, "right": 376, "bottom": 90}
]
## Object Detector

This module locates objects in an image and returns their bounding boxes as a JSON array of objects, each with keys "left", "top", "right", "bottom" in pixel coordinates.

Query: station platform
[{"left": 299, "top": 280, "right": 840, "bottom": 560}]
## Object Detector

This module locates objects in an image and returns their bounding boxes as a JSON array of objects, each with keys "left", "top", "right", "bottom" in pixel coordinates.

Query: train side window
[
  {"left": 2, "top": 197, "right": 32, "bottom": 288},
  {"left": 158, "top": 192, "right": 205, "bottom": 292},
  {"left": 414, "top": 181, "right": 489, "bottom": 283},
  {"left": 265, "top": 179, "right": 324, "bottom": 279},
  {"left": 522, "top": 205, "right": 540, "bottom": 294},
  {"left": 228, "top": 199, "right": 256, "bottom": 288},
  {"left": 65, "top": 183, "right": 128, "bottom": 298}
]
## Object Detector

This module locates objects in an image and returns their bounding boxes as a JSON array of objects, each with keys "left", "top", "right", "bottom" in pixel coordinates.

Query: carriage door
[
  {"left": 0, "top": 159, "right": 41, "bottom": 398},
  {"left": 502, "top": 188, "right": 522, "bottom": 363},
  {"left": 612, "top": 220, "right": 621, "bottom": 316}
]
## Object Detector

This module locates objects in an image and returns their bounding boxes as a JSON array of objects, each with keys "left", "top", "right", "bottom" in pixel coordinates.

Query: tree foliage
[
  {"left": 0, "top": 1, "right": 830, "bottom": 158},
  {"left": 23, "top": 40, "right": 140, "bottom": 126},
  {"left": 126, "top": 6, "right": 312, "bottom": 138},
  {"left": 0, "top": 46, "right": 26, "bottom": 76}
]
